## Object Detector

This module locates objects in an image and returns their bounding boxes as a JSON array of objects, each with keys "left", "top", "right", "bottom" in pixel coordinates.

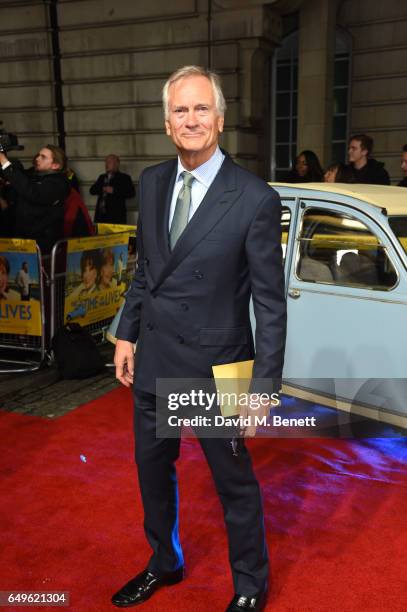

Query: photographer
[{"left": 0, "top": 145, "right": 70, "bottom": 254}]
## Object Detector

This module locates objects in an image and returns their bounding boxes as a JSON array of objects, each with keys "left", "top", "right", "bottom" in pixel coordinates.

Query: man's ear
[
  {"left": 165, "top": 120, "right": 171, "bottom": 137},
  {"left": 51, "top": 163, "right": 61, "bottom": 171},
  {"left": 217, "top": 115, "right": 224, "bottom": 134}
]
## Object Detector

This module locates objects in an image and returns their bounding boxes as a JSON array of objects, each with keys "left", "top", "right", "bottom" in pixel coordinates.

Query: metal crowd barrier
[
  {"left": 0, "top": 226, "right": 136, "bottom": 373},
  {"left": 50, "top": 228, "right": 136, "bottom": 344},
  {"left": 0, "top": 242, "right": 47, "bottom": 373}
]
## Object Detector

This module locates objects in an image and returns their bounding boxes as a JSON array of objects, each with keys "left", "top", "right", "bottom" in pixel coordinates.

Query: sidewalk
[{"left": 0, "top": 343, "right": 119, "bottom": 418}]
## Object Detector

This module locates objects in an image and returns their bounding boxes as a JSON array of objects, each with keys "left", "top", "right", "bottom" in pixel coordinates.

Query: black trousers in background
[{"left": 133, "top": 390, "right": 269, "bottom": 596}]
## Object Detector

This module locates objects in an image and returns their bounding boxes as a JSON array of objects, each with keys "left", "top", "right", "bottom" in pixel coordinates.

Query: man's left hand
[
  {"left": 0, "top": 151, "right": 8, "bottom": 166},
  {"left": 103, "top": 186, "right": 114, "bottom": 194},
  {"left": 238, "top": 394, "right": 279, "bottom": 438}
]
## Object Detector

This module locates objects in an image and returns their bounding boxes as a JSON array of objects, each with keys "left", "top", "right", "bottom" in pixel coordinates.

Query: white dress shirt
[{"left": 168, "top": 146, "right": 225, "bottom": 230}]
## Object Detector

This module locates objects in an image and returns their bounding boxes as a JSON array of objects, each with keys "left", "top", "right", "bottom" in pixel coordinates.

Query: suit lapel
[
  {"left": 154, "top": 161, "right": 177, "bottom": 261},
  {"left": 153, "top": 155, "right": 242, "bottom": 291}
]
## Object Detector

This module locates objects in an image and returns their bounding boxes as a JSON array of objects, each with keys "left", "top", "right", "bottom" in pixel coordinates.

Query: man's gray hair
[{"left": 162, "top": 65, "right": 227, "bottom": 120}]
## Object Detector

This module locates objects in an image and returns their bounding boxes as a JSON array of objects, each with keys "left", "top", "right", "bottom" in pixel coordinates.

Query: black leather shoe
[
  {"left": 226, "top": 591, "right": 268, "bottom": 611},
  {"left": 111, "top": 567, "right": 184, "bottom": 607}
]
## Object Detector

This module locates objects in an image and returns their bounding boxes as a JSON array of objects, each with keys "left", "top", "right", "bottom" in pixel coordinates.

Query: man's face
[
  {"left": 23, "top": 263, "right": 28, "bottom": 272},
  {"left": 105, "top": 156, "right": 119, "bottom": 173},
  {"left": 35, "top": 148, "right": 60, "bottom": 172},
  {"left": 165, "top": 75, "right": 224, "bottom": 160},
  {"left": 401, "top": 152, "right": 407, "bottom": 176},
  {"left": 348, "top": 140, "right": 367, "bottom": 165}
]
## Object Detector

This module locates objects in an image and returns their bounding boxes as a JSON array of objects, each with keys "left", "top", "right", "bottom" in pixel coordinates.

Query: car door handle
[{"left": 288, "top": 288, "right": 301, "bottom": 299}]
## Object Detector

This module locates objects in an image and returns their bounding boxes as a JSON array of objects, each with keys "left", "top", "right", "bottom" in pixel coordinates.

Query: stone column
[
  {"left": 211, "top": 2, "right": 282, "bottom": 176},
  {"left": 297, "top": 0, "right": 338, "bottom": 167}
]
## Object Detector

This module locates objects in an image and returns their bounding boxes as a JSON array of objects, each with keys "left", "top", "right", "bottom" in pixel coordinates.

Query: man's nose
[{"left": 185, "top": 110, "right": 199, "bottom": 127}]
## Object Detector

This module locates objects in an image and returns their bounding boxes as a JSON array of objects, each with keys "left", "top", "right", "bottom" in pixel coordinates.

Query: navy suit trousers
[{"left": 133, "top": 390, "right": 269, "bottom": 596}]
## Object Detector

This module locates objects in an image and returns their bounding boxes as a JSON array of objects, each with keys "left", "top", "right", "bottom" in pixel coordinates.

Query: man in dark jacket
[
  {"left": 348, "top": 134, "right": 390, "bottom": 185},
  {"left": 90, "top": 154, "right": 135, "bottom": 224},
  {"left": 398, "top": 144, "right": 407, "bottom": 187},
  {"left": 0, "top": 145, "right": 70, "bottom": 254},
  {"left": 112, "top": 65, "right": 286, "bottom": 612}
]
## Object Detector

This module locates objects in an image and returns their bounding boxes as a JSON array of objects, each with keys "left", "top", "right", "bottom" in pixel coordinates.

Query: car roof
[{"left": 270, "top": 182, "right": 407, "bottom": 216}]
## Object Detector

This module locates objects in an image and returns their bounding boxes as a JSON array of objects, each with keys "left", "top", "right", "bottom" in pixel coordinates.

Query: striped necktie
[{"left": 169, "top": 171, "right": 195, "bottom": 250}]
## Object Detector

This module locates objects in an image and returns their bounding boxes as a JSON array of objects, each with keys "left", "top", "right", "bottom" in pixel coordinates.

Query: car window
[
  {"left": 296, "top": 207, "right": 397, "bottom": 289},
  {"left": 281, "top": 207, "right": 291, "bottom": 261},
  {"left": 388, "top": 216, "right": 407, "bottom": 255}
]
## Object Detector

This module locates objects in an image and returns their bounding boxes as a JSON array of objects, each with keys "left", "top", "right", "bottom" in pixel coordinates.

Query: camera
[{"left": 0, "top": 122, "right": 24, "bottom": 153}]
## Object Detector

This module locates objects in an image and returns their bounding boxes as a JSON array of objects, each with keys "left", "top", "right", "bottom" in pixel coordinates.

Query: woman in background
[{"left": 289, "top": 150, "right": 324, "bottom": 182}]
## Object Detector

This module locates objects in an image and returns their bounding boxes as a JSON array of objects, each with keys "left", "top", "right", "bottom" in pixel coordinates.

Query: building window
[
  {"left": 271, "top": 25, "right": 352, "bottom": 178},
  {"left": 271, "top": 30, "right": 298, "bottom": 181}
]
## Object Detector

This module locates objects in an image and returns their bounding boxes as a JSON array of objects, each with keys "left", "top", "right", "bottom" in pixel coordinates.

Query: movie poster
[
  {"left": 64, "top": 233, "right": 131, "bottom": 326},
  {"left": 0, "top": 238, "right": 42, "bottom": 336}
]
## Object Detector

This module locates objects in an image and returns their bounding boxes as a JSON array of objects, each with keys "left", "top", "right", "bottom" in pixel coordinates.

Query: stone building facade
[{"left": 0, "top": 0, "right": 406, "bottom": 222}]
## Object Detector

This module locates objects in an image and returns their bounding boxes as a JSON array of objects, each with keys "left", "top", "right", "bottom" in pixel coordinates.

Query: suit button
[
  {"left": 194, "top": 269, "right": 203, "bottom": 279},
  {"left": 144, "top": 258, "right": 149, "bottom": 265},
  {"left": 177, "top": 335, "right": 185, "bottom": 344},
  {"left": 146, "top": 323, "right": 154, "bottom": 331},
  {"left": 180, "top": 303, "right": 189, "bottom": 311}
]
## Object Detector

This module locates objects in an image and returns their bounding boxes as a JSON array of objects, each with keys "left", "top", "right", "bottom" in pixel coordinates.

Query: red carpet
[{"left": 1, "top": 387, "right": 406, "bottom": 611}]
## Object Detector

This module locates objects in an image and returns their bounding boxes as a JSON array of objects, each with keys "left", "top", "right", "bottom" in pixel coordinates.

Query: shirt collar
[{"left": 176, "top": 146, "right": 224, "bottom": 188}]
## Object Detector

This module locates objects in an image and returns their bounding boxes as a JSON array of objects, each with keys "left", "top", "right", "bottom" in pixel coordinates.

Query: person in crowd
[
  {"left": 398, "top": 144, "right": 407, "bottom": 187},
  {"left": 0, "top": 160, "right": 24, "bottom": 238},
  {"left": 70, "top": 249, "right": 100, "bottom": 300},
  {"left": 347, "top": 134, "right": 390, "bottom": 185},
  {"left": 112, "top": 65, "right": 286, "bottom": 612},
  {"left": 0, "top": 255, "right": 20, "bottom": 300},
  {"left": 15, "top": 261, "right": 31, "bottom": 301},
  {"left": 0, "top": 145, "right": 70, "bottom": 254},
  {"left": 288, "top": 150, "right": 324, "bottom": 182},
  {"left": 99, "top": 248, "right": 117, "bottom": 290},
  {"left": 66, "top": 167, "right": 80, "bottom": 193},
  {"left": 324, "top": 162, "right": 356, "bottom": 183},
  {"left": 90, "top": 155, "right": 135, "bottom": 224},
  {"left": 0, "top": 182, "right": 11, "bottom": 237},
  {"left": 64, "top": 187, "right": 95, "bottom": 238}
]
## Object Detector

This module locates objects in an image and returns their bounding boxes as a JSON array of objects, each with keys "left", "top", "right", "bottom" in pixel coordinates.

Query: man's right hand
[{"left": 114, "top": 339, "right": 134, "bottom": 387}]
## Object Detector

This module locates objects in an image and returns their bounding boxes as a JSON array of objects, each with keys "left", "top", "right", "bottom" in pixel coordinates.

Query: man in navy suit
[{"left": 112, "top": 65, "right": 286, "bottom": 611}]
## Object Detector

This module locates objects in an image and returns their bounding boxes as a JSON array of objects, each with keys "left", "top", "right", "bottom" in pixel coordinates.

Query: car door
[{"left": 283, "top": 198, "right": 407, "bottom": 416}]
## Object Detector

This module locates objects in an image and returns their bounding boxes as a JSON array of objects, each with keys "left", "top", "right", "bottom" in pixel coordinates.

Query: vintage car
[
  {"left": 269, "top": 182, "right": 407, "bottom": 430},
  {"left": 108, "top": 182, "right": 407, "bottom": 430}
]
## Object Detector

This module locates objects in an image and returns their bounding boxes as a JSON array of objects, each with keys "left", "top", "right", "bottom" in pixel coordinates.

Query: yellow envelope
[{"left": 212, "top": 360, "right": 254, "bottom": 417}]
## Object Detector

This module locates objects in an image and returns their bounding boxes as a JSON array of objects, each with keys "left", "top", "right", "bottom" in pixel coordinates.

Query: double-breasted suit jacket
[{"left": 116, "top": 152, "right": 287, "bottom": 393}]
